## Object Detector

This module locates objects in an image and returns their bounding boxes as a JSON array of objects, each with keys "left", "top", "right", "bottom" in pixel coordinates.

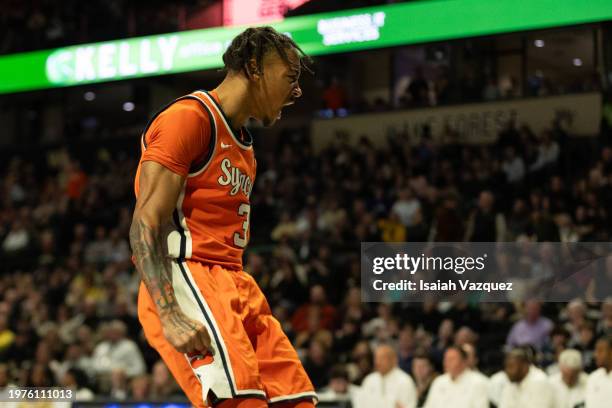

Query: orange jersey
[{"left": 134, "top": 90, "right": 256, "bottom": 270}]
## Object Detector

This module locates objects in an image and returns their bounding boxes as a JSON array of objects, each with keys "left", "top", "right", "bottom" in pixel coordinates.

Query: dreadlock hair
[{"left": 222, "top": 26, "right": 312, "bottom": 77}]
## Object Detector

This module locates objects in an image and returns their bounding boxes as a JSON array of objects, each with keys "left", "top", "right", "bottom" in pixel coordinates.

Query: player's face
[{"left": 256, "top": 48, "right": 302, "bottom": 127}]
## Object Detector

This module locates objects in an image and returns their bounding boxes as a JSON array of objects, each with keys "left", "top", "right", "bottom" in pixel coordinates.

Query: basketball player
[{"left": 130, "top": 27, "right": 316, "bottom": 408}]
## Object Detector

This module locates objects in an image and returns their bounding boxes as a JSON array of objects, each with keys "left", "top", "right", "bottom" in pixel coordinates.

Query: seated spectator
[
  {"left": 317, "top": 364, "right": 361, "bottom": 403},
  {"left": 597, "top": 298, "right": 612, "bottom": 336},
  {"left": 461, "top": 343, "right": 488, "bottom": 383},
  {"left": 359, "top": 344, "right": 417, "bottom": 408},
  {"left": 490, "top": 346, "right": 548, "bottom": 404},
  {"left": 150, "top": 360, "right": 182, "bottom": 399},
  {"left": 548, "top": 349, "right": 587, "bottom": 408},
  {"left": 91, "top": 320, "right": 145, "bottom": 380},
  {"left": 506, "top": 300, "right": 553, "bottom": 351},
  {"left": 407, "top": 66, "right": 430, "bottom": 107},
  {"left": 130, "top": 374, "right": 151, "bottom": 400},
  {"left": 499, "top": 348, "right": 554, "bottom": 408},
  {"left": 291, "top": 285, "right": 336, "bottom": 333},
  {"left": 60, "top": 368, "right": 95, "bottom": 401},
  {"left": 302, "top": 338, "right": 331, "bottom": 389},
  {"left": 529, "top": 131, "right": 560, "bottom": 174},
  {"left": 423, "top": 346, "right": 488, "bottom": 408},
  {"left": 501, "top": 147, "right": 525, "bottom": 184},
  {"left": 464, "top": 191, "right": 506, "bottom": 242},
  {"left": 585, "top": 335, "right": 612, "bottom": 408},
  {"left": 322, "top": 77, "right": 347, "bottom": 113},
  {"left": 346, "top": 340, "right": 373, "bottom": 385},
  {"left": 397, "top": 324, "right": 416, "bottom": 375},
  {"left": 391, "top": 188, "right": 422, "bottom": 228},
  {"left": 411, "top": 350, "right": 438, "bottom": 408}
]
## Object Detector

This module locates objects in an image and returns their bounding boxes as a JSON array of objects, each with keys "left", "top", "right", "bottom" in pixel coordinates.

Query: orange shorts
[{"left": 138, "top": 260, "right": 316, "bottom": 407}]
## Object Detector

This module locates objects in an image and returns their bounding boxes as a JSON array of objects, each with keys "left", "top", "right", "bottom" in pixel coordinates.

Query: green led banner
[{"left": 3, "top": 0, "right": 612, "bottom": 94}]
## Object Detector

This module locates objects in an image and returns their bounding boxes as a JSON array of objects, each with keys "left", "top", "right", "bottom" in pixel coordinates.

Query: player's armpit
[{"left": 130, "top": 161, "right": 212, "bottom": 354}]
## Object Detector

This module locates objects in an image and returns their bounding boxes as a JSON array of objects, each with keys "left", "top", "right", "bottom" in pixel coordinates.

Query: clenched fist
[{"left": 160, "top": 308, "right": 212, "bottom": 354}]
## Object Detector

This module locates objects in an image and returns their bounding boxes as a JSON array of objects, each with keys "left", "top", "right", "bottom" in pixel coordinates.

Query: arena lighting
[
  {"left": 84, "top": 91, "right": 96, "bottom": 101},
  {"left": 1, "top": 0, "right": 612, "bottom": 94},
  {"left": 534, "top": 39, "right": 545, "bottom": 47},
  {"left": 122, "top": 101, "right": 135, "bottom": 111},
  {"left": 573, "top": 58, "right": 583, "bottom": 66}
]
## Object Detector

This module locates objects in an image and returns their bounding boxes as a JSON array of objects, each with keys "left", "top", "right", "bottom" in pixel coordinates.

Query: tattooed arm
[{"left": 130, "top": 161, "right": 211, "bottom": 354}]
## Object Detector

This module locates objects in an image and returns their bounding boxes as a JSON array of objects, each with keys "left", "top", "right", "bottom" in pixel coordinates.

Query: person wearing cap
[
  {"left": 585, "top": 335, "right": 612, "bottom": 408},
  {"left": 499, "top": 348, "right": 554, "bottom": 408},
  {"left": 548, "top": 349, "right": 587, "bottom": 408},
  {"left": 423, "top": 346, "right": 488, "bottom": 408}
]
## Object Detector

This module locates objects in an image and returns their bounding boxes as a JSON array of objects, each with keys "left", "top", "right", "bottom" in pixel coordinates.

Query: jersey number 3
[{"left": 234, "top": 203, "right": 251, "bottom": 248}]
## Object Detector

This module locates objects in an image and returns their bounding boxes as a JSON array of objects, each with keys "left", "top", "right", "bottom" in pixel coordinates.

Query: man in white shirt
[
  {"left": 423, "top": 346, "right": 488, "bottom": 408},
  {"left": 358, "top": 344, "right": 417, "bottom": 408},
  {"left": 391, "top": 188, "right": 421, "bottom": 227},
  {"left": 499, "top": 348, "right": 554, "bottom": 408},
  {"left": 549, "top": 349, "right": 587, "bottom": 408},
  {"left": 92, "top": 320, "right": 146, "bottom": 379},
  {"left": 586, "top": 335, "right": 612, "bottom": 408},
  {"left": 488, "top": 363, "right": 547, "bottom": 407}
]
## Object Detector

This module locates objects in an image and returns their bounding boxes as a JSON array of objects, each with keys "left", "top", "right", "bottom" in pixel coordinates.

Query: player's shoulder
[{"left": 162, "top": 97, "right": 209, "bottom": 120}]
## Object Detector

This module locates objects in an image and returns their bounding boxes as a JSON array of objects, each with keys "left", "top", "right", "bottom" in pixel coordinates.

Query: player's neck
[{"left": 213, "top": 76, "right": 253, "bottom": 131}]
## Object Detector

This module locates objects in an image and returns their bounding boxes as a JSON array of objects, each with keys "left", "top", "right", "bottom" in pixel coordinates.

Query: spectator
[
  {"left": 548, "top": 349, "right": 587, "bottom": 408},
  {"left": 464, "top": 191, "right": 506, "bottom": 242},
  {"left": 423, "top": 346, "right": 488, "bottom": 408},
  {"left": 432, "top": 192, "right": 464, "bottom": 241},
  {"left": 529, "top": 132, "right": 560, "bottom": 174},
  {"left": 397, "top": 325, "right": 416, "bottom": 375},
  {"left": 461, "top": 343, "right": 488, "bottom": 383},
  {"left": 322, "top": 77, "right": 347, "bottom": 114},
  {"left": 91, "top": 320, "right": 145, "bottom": 379},
  {"left": 0, "top": 313, "right": 15, "bottom": 355},
  {"left": 302, "top": 338, "right": 331, "bottom": 389},
  {"left": 499, "top": 348, "right": 555, "bottom": 408},
  {"left": 130, "top": 374, "right": 151, "bottom": 400},
  {"left": 506, "top": 300, "right": 553, "bottom": 351},
  {"left": 585, "top": 335, "right": 612, "bottom": 408},
  {"left": 61, "top": 368, "right": 95, "bottom": 401},
  {"left": 291, "top": 285, "right": 337, "bottom": 333},
  {"left": 359, "top": 344, "right": 417, "bottom": 408},
  {"left": 597, "top": 298, "right": 612, "bottom": 336},
  {"left": 391, "top": 188, "right": 421, "bottom": 228},
  {"left": 411, "top": 351, "right": 437, "bottom": 408},
  {"left": 408, "top": 66, "right": 430, "bottom": 107},
  {"left": 317, "top": 364, "right": 361, "bottom": 403},
  {"left": 501, "top": 147, "right": 525, "bottom": 184},
  {"left": 150, "top": 360, "right": 181, "bottom": 399}
]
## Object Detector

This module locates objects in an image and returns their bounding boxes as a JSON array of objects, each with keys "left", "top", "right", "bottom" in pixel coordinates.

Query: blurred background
[{"left": 1, "top": 0, "right": 612, "bottom": 407}]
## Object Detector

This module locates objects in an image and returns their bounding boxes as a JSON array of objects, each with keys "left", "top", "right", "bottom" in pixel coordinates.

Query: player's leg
[
  {"left": 233, "top": 271, "right": 317, "bottom": 406},
  {"left": 138, "top": 261, "right": 267, "bottom": 406},
  {"left": 138, "top": 280, "right": 208, "bottom": 408}
]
